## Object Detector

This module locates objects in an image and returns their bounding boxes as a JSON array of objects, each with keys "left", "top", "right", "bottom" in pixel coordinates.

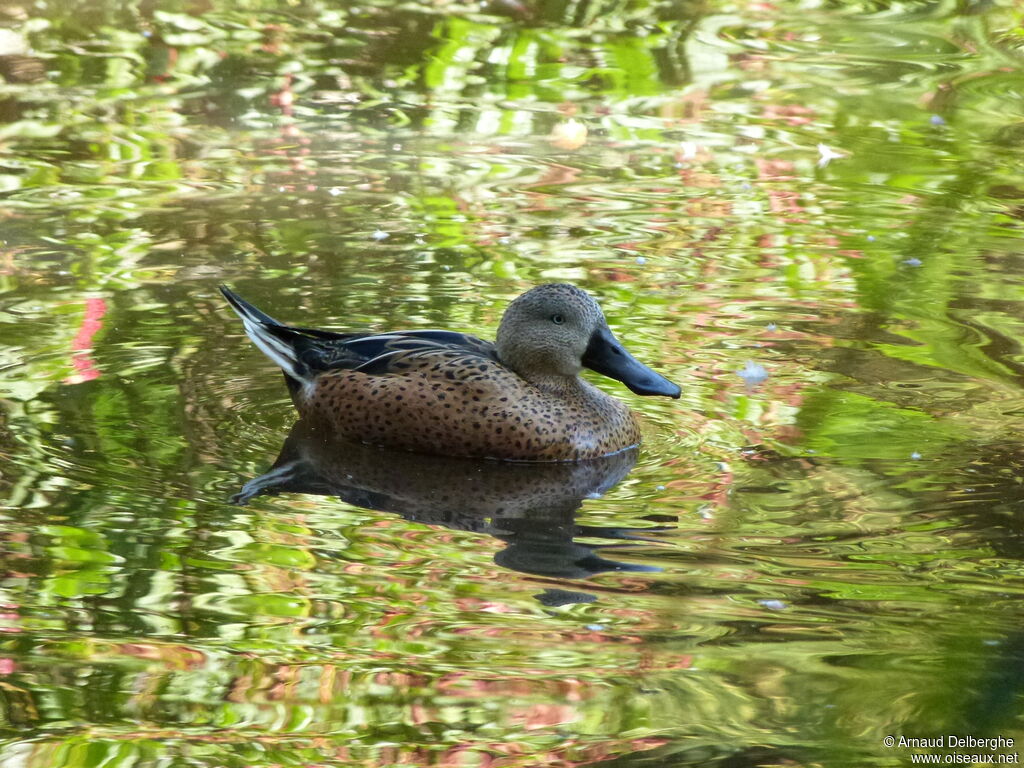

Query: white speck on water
[
  {"left": 635, "top": 256, "right": 647, "bottom": 265},
  {"left": 930, "top": 115, "right": 946, "bottom": 126},
  {"left": 910, "top": 451, "right": 922, "bottom": 460},
  {"left": 816, "top": 143, "right": 845, "bottom": 168},
  {"left": 759, "top": 599, "right": 787, "bottom": 611},
  {"left": 372, "top": 229, "right": 389, "bottom": 241},
  {"left": 586, "top": 624, "right": 606, "bottom": 631},
  {"left": 903, "top": 257, "right": 922, "bottom": 267},
  {"left": 497, "top": 237, "right": 512, "bottom": 245},
  {"left": 328, "top": 187, "right": 343, "bottom": 197},
  {"left": 866, "top": 235, "right": 876, "bottom": 242},
  {"left": 738, "top": 361, "right": 769, "bottom": 386},
  {"left": 766, "top": 322, "right": 777, "bottom": 331},
  {"left": 656, "top": 485, "right": 666, "bottom": 491},
  {"left": 983, "top": 639, "right": 1001, "bottom": 646},
  {"left": 679, "top": 141, "right": 698, "bottom": 160},
  {"left": 586, "top": 492, "right": 603, "bottom": 500}
]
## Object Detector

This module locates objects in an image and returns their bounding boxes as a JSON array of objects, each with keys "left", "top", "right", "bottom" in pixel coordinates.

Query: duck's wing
[
  {"left": 220, "top": 286, "right": 497, "bottom": 384},
  {"left": 303, "top": 329, "right": 499, "bottom": 374}
]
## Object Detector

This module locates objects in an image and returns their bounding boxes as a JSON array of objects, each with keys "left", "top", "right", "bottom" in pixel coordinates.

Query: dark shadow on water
[{"left": 233, "top": 420, "right": 658, "bottom": 603}]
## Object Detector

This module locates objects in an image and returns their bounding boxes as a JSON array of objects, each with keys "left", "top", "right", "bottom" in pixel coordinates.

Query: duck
[{"left": 219, "top": 283, "right": 680, "bottom": 461}]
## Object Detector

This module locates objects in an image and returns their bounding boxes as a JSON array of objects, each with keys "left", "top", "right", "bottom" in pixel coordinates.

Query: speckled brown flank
[
  {"left": 303, "top": 349, "right": 640, "bottom": 461},
  {"left": 222, "top": 282, "right": 677, "bottom": 461}
]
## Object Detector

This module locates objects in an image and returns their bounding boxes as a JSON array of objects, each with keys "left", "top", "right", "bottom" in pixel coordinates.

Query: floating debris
[
  {"left": 372, "top": 229, "right": 390, "bottom": 241},
  {"left": 549, "top": 119, "right": 588, "bottom": 151},
  {"left": 816, "top": 143, "right": 845, "bottom": 168},
  {"left": 758, "top": 599, "right": 787, "bottom": 611},
  {"left": 738, "top": 361, "right": 769, "bottom": 386}
]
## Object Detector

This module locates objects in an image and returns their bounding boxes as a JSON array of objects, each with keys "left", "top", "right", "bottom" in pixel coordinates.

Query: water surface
[{"left": 3, "top": 1, "right": 1024, "bottom": 766}]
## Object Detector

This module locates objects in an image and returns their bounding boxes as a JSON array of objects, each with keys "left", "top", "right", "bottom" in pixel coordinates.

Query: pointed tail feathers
[{"left": 219, "top": 285, "right": 312, "bottom": 385}]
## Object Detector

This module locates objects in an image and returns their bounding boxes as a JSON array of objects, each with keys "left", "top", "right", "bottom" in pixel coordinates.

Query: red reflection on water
[{"left": 65, "top": 297, "right": 106, "bottom": 384}]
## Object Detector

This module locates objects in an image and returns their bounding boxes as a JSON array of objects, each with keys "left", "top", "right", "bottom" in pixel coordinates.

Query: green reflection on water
[{"left": 2, "top": 0, "right": 1024, "bottom": 766}]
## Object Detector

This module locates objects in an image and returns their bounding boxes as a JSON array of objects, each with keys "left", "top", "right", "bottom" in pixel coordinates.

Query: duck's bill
[{"left": 582, "top": 325, "right": 681, "bottom": 398}]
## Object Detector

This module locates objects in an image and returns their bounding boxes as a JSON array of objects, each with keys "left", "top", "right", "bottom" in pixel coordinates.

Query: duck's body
[
  {"left": 306, "top": 346, "right": 640, "bottom": 461},
  {"left": 220, "top": 283, "right": 679, "bottom": 461}
]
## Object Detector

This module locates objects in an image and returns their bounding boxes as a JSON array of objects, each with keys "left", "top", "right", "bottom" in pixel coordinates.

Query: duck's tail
[{"left": 219, "top": 285, "right": 314, "bottom": 388}]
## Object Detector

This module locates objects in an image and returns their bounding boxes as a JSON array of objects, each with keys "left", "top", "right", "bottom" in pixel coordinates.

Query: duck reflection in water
[{"left": 234, "top": 420, "right": 660, "bottom": 605}]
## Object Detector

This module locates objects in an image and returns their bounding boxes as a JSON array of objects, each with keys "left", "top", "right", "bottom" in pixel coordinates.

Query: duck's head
[{"left": 495, "top": 283, "right": 680, "bottom": 398}]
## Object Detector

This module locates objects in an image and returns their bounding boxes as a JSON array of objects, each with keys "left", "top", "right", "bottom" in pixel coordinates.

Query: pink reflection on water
[{"left": 65, "top": 297, "right": 106, "bottom": 384}]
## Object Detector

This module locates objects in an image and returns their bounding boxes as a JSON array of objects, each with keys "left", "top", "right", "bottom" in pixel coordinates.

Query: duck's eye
[{"left": 551, "top": 314, "right": 565, "bottom": 325}]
